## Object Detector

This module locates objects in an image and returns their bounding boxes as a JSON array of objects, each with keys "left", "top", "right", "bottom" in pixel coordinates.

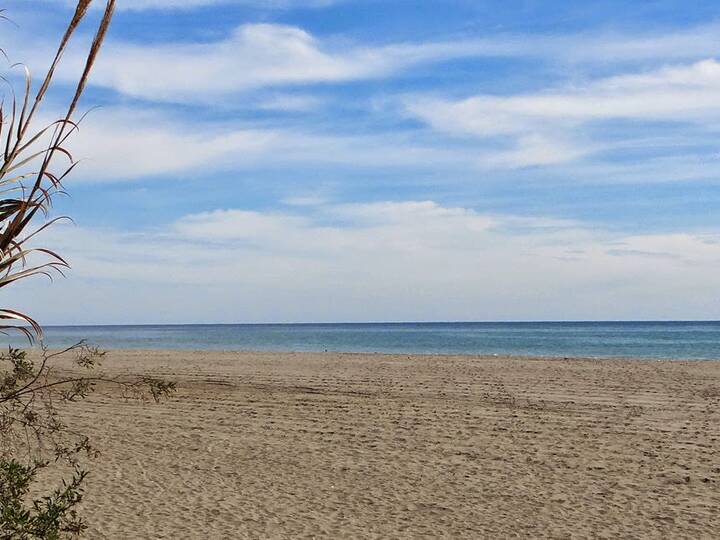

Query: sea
[{"left": 3, "top": 321, "right": 720, "bottom": 360}]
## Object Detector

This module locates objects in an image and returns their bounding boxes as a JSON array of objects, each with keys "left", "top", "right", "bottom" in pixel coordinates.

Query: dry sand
[{"left": 45, "top": 350, "right": 720, "bottom": 538}]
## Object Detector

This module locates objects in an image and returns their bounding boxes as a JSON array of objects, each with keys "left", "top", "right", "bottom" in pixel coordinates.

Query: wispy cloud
[
  {"left": 62, "top": 106, "right": 487, "bottom": 182},
  {"left": 60, "top": 84, "right": 720, "bottom": 182},
  {"left": 69, "top": 23, "right": 460, "bottom": 101},
  {"left": 37, "top": 22, "right": 720, "bottom": 103},
  {"left": 404, "top": 59, "right": 720, "bottom": 166},
  {"left": 407, "top": 59, "right": 720, "bottom": 136}
]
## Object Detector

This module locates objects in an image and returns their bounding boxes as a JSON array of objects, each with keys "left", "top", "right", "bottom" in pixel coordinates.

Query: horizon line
[{"left": 36, "top": 319, "right": 720, "bottom": 328}]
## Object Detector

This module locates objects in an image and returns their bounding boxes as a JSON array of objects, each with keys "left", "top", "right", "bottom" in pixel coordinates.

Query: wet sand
[{"left": 50, "top": 350, "right": 720, "bottom": 538}]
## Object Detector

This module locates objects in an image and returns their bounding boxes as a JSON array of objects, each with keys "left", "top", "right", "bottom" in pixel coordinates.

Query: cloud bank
[{"left": 7, "top": 200, "right": 720, "bottom": 324}]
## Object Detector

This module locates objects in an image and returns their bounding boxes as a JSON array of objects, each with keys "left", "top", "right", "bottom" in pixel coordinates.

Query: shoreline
[{"left": 43, "top": 347, "right": 720, "bottom": 363}]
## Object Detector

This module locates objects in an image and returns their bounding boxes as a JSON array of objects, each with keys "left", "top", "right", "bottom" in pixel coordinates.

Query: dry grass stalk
[{"left": 0, "top": 0, "right": 116, "bottom": 341}]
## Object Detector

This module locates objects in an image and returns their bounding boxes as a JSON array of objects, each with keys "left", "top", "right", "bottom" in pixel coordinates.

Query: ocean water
[{"left": 3, "top": 321, "right": 720, "bottom": 360}]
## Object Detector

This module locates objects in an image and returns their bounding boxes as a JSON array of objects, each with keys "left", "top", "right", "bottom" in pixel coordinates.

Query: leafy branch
[{"left": 0, "top": 343, "right": 176, "bottom": 539}]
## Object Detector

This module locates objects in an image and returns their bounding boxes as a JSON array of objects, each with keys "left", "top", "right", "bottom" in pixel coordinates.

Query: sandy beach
[{"left": 44, "top": 350, "right": 720, "bottom": 538}]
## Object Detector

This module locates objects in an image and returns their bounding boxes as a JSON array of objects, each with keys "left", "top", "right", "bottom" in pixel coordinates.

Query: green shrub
[
  {"left": 0, "top": 345, "right": 175, "bottom": 539},
  {"left": 1, "top": 459, "right": 87, "bottom": 539}
]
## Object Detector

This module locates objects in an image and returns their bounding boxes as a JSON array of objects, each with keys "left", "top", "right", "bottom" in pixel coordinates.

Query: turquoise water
[{"left": 4, "top": 321, "right": 720, "bottom": 359}]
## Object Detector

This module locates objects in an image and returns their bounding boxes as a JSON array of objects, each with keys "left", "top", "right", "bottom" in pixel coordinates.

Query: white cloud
[
  {"left": 65, "top": 108, "right": 280, "bottom": 180},
  {"left": 485, "top": 135, "right": 594, "bottom": 168},
  {"left": 60, "top": 106, "right": 489, "bottom": 182},
  {"left": 52, "top": 22, "right": 720, "bottom": 101},
  {"left": 408, "top": 59, "right": 720, "bottom": 136},
  {"left": 406, "top": 59, "right": 720, "bottom": 136},
  {"left": 65, "top": 23, "right": 450, "bottom": 102},
  {"left": 172, "top": 201, "right": 497, "bottom": 254},
  {"left": 27, "top": 20, "right": 716, "bottom": 104},
  {"left": 6, "top": 200, "right": 720, "bottom": 324},
  {"left": 10, "top": 9, "right": 720, "bottom": 105},
  {"left": 19, "top": 49, "right": 720, "bottom": 183},
  {"left": 53, "top": 79, "right": 720, "bottom": 182},
  {"left": 404, "top": 59, "right": 720, "bottom": 166},
  {"left": 174, "top": 209, "right": 311, "bottom": 244}
]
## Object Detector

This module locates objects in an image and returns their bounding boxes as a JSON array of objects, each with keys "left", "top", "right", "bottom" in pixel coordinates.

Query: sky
[{"left": 2, "top": 0, "right": 720, "bottom": 324}]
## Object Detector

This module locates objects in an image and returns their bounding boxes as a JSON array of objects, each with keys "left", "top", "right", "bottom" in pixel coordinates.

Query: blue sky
[{"left": 3, "top": 0, "right": 720, "bottom": 324}]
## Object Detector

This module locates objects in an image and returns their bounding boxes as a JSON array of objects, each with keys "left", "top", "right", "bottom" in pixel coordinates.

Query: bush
[
  {"left": 1, "top": 460, "right": 87, "bottom": 539},
  {"left": 0, "top": 345, "right": 175, "bottom": 538}
]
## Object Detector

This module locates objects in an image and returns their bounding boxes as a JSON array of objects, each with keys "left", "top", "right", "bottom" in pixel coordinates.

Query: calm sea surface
[{"left": 4, "top": 322, "right": 720, "bottom": 360}]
